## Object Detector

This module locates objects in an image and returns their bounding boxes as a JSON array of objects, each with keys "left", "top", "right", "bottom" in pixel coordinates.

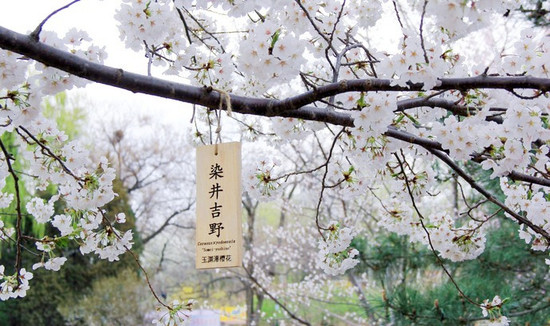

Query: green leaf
[
  {"left": 270, "top": 29, "right": 281, "bottom": 48},
  {"left": 357, "top": 92, "right": 366, "bottom": 109}
]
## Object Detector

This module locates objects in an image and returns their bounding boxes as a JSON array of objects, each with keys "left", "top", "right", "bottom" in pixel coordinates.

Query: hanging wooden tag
[{"left": 196, "top": 142, "right": 242, "bottom": 269}]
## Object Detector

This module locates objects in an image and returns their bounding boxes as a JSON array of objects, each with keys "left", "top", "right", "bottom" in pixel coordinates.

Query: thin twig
[
  {"left": 467, "top": 303, "right": 550, "bottom": 322},
  {"left": 99, "top": 210, "right": 171, "bottom": 310},
  {"left": 419, "top": 0, "right": 430, "bottom": 64},
  {"left": 329, "top": 43, "right": 364, "bottom": 106},
  {"left": 175, "top": 7, "right": 193, "bottom": 45},
  {"left": 142, "top": 203, "right": 193, "bottom": 245},
  {"left": 314, "top": 128, "right": 346, "bottom": 238},
  {"left": 394, "top": 152, "right": 480, "bottom": 307},
  {"left": 294, "top": 0, "right": 336, "bottom": 60},
  {"left": 17, "top": 126, "right": 83, "bottom": 182},
  {"left": 426, "top": 147, "right": 550, "bottom": 241},
  {"left": 324, "top": 0, "right": 347, "bottom": 74},
  {"left": 30, "top": 0, "right": 81, "bottom": 41},
  {"left": 392, "top": 0, "right": 405, "bottom": 30},
  {"left": 508, "top": 88, "right": 545, "bottom": 100},
  {"left": 144, "top": 41, "right": 153, "bottom": 77},
  {"left": 243, "top": 266, "right": 311, "bottom": 326},
  {"left": 0, "top": 138, "right": 23, "bottom": 282},
  {"left": 181, "top": 7, "right": 226, "bottom": 53},
  {"left": 125, "top": 243, "right": 171, "bottom": 309}
]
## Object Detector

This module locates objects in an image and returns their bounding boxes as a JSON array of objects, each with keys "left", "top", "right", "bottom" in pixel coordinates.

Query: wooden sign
[{"left": 196, "top": 142, "right": 242, "bottom": 269}]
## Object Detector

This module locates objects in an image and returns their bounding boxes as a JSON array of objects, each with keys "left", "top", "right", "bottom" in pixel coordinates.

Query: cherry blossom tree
[
  {"left": 87, "top": 112, "right": 195, "bottom": 246},
  {"left": 1, "top": 0, "right": 550, "bottom": 324}
]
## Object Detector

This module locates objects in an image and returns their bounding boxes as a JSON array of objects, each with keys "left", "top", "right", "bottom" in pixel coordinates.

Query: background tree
[{"left": 0, "top": 93, "right": 142, "bottom": 325}]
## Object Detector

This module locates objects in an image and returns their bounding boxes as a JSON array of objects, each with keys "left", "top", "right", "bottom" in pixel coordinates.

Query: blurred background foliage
[{"left": 0, "top": 94, "right": 146, "bottom": 325}]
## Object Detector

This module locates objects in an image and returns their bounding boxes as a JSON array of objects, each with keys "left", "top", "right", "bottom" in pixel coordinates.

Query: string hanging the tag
[{"left": 213, "top": 88, "right": 232, "bottom": 155}]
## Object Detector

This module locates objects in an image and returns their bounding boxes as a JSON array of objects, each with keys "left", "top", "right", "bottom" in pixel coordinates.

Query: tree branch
[
  {"left": 30, "top": 0, "right": 81, "bottom": 41},
  {"left": 395, "top": 152, "right": 480, "bottom": 308},
  {"left": 142, "top": 204, "right": 193, "bottom": 245},
  {"left": 17, "top": 126, "right": 83, "bottom": 182},
  {"left": 243, "top": 266, "right": 311, "bottom": 326},
  {"left": 396, "top": 97, "right": 504, "bottom": 123},
  {"left": 2, "top": 26, "right": 550, "bottom": 120},
  {"left": 0, "top": 139, "right": 24, "bottom": 284},
  {"left": 425, "top": 147, "right": 550, "bottom": 241},
  {"left": 1, "top": 26, "right": 549, "bottom": 191}
]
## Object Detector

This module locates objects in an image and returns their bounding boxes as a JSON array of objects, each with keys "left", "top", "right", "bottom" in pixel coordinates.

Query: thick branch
[
  {"left": 1, "top": 26, "right": 550, "bottom": 189},
  {"left": 1, "top": 26, "right": 550, "bottom": 120}
]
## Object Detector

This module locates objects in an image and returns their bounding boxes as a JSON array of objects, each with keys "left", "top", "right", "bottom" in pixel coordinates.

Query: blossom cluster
[
  {"left": 376, "top": 193, "right": 487, "bottom": 262},
  {"left": 480, "top": 295, "right": 510, "bottom": 326},
  {"left": 0, "top": 30, "right": 130, "bottom": 301},
  {"left": 0, "top": 266, "right": 33, "bottom": 300},
  {"left": 317, "top": 222, "right": 359, "bottom": 276},
  {"left": 502, "top": 180, "right": 550, "bottom": 256},
  {"left": 151, "top": 300, "right": 195, "bottom": 326},
  {"left": 243, "top": 154, "right": 283, "bottom": 199}
]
